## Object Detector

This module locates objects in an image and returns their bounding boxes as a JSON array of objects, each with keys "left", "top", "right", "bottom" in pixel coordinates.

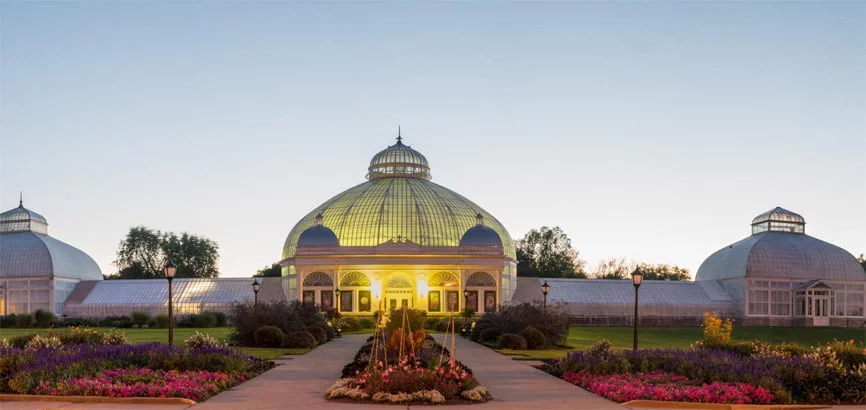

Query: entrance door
[{"left": 811, "top": 294, "right": 830, "bottom": 326}]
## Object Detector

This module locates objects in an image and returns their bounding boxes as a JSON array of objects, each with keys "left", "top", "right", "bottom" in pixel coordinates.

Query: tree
[
  {"left": 591, "top": 257, "right": 635, "bottom": 280},
  {"left": 515, "top": 226, "right": 587, "bottom": 278},
  {"left": 637, "top": 263, "right": 691, "bottom": 281},
  {"left": 859, "top": 254, "right": 866, "bottom": 274},
  {"left": 254, "top": 263, "right": 282, "bottom": 278},
  {"left": 113, "top": 226, "right": 220, "bottom": 278}
]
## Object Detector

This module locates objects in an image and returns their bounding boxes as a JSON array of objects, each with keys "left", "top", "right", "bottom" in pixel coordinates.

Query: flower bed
[
  {"left": 33, "top": 368, "right": 244, "bottom": 401},
  {"left": 0, "top": 342, "right": 273, "bottom": 401},
  {"left": 563, "top": 370, "right": 774, "bottom": 404},
  {"left": 545, "top": 339, "right": 866, "bottom": 405},
  {"left": 327, "top": 312, "right": 491, "bottom": 405}
]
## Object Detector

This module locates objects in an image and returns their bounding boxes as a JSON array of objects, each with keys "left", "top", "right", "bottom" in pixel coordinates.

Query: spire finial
[
  {"left": 19, "top": 191, "right": 23, "bottom": 208},
  {"left": 315, "top": 213, "right": 324, "bottom": 226},
  {"left": 396, "top": 126, "right": 403, "bottom": 144}
]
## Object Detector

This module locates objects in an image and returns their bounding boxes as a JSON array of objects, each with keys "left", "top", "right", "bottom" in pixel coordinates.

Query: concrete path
[
  {"left": 1, "top": 334, "right": 624, "bottom": 410},
  {"left": 194, "top": 333, "right": 623, "bottom": 410}
]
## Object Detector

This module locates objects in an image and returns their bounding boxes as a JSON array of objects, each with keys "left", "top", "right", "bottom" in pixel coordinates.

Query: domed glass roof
[
  {"left": 366, "top": 134, "right": 431, "bottom": 180},
  {"left": 283, "top": 138, "right": 514, "bottom": 259},
  {"left": 297, "top": 214, "right": 340, "bottom": 247},
  {"left": 460, "top": 214, "right": 504, "bottom": 247}
]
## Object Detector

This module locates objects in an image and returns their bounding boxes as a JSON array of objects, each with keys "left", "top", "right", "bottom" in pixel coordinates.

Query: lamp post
[
  {"left": 163, "top": 260, "right": 177, "bottom": 346},
  {"left": 541, "top": 281, "right": 550, "bottom": 315},
  {"left": 631, "top": 267, "right": 643, "bottom": 352},
  {"left": 252, "top": 279, "right": 261, "bottom": 305}
]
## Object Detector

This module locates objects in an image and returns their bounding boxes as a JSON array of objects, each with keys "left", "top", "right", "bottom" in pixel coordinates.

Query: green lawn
[
  {"left": 0, "top": 327, "right": 308, "bottom": 360},
  {"left": 499, "top": 326, "right": 866, "bottom": 360}
]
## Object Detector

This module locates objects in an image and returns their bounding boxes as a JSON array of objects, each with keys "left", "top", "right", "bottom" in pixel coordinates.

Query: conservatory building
[
  {"left": 694, "top": 207, "right": 866, "bottom": 327},
  {"left": 0, "top": 199, "right": 103, "bottom": 315},
  {"left": 279, "top": 136, "right": 517, "bottom": 316}
]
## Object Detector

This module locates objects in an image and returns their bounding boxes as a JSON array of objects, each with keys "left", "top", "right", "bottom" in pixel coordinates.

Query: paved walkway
[
  {"left": 194, "top": 333, "right": 624, "bottom": 409},
  {"left": 1, "top": 335, "right": 623, "bottom": 410}
]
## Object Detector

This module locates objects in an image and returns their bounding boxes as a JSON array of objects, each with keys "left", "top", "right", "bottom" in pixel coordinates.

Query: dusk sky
[{"left": 2, "top": 2, "right": 864, "bottom": 278}]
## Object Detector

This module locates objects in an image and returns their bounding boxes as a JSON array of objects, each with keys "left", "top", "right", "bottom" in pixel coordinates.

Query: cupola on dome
[
  {"left": 366, "top": 132, "right": 431, "bottom": 180},
  {"left": 751, "top": 206, "right": 805, "bottom": 234}
]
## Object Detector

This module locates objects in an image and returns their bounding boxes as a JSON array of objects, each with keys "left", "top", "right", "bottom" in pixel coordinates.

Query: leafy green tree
[
  {"left": 591, "top": 257, "right": 634, "bottom": 280},
  {"left": 113, "top": 227, "right": 219, "bottom": 278},
  {"left": 637, "top": 263, "right": 691, "bottom": 281},
  {"left": 253, "top": 263, "right": 283, "bottom": 278},
  {"left": 516, "top": 226, "right": 587, "bottom": 278}
]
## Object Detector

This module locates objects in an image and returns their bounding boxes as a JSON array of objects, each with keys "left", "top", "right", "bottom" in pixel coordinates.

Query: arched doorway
[{"left": 384, "top": 274, "right": 414, "bottom": 311}]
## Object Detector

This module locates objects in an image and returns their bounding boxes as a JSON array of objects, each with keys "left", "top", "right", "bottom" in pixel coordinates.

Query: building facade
[{"left": 279, "top": 137, "right": 517, "bottom": 316}]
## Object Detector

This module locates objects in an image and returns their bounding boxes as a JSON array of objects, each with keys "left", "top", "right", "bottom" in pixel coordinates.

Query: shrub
[
  {"left": 33, "top": 310, "right": 57, "bottom": 328},
  {"left": 155, "top": 314, "right": 172, "bottom": 329},
  {"left": 25, "top": 334, "right": 62, "bottom": 351},
  {"left": 254, "top": 326, "right": 285, "bottom": 347},
  {"left": 207, "top": 311, "right": 228, "bottom": 327},
  {"left": 520, "top": 326, "right": 547, "bottom": 349},
  {"left": 701, "top": 312, "right": 734, "bottom": 346},
  {"left": 0, "top": 314, "right": 16, "bottom": 328},
  {"left": 479, "top": 327, "right": 502, "bottom": 344},
  {"left": 474, "top": 303, "right": 568, "bottom": 347},
  {"left": 131, "top": 311, "right": 151, "bottom": 327},
  {"left": 178, "top": 312, "right": 219, "bottom": 328},
  {"left": 425, "top": 317, "right": 440, "bottom": 330},
  {"left": 10, "top": 333, "right": 36, "bottom": 348},
  {"left": 340, "top": 317, "right": 360, "bottom": 332},
  {"left": 184, "top": 331, "right": 224, "bottom": 349},
  {"left": 384, "top": 308, "right": 427, "bottom": 335},
  {"left": 305, "top": 326, "right": 328, "bottom": 345},
  {"left": 15, "top": 314, "right": 33, "bottom": 328},
  {"left": 61, "top": 326, "right": 103, "bottom": 344},
  {"left": 98, "top": 315, "right": 133, "bottom": 328},
  {"left": 102, "top": 329, "right": 128, "bottom": 345},
  {"left": 229, "top": 301, "right": 325, "bottom": 346},
  {"left": 498, "top": 333, "right": 528, "bottom": 350},
  {"left": 358, "top": 318, "right": 375, "bottom": 329},
  {"left": 470, "top": 321, "right": 494, "bottom": 342},
  {"left": 434, "top": 318, "right": 452, "bottom": 332},
  {"left": 284, "top": 331, "right": 317, "bottom": 349}
]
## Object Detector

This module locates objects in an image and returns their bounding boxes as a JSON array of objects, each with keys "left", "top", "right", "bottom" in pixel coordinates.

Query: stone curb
[
  {"left": 622, "top": 401, "right": 829, "bottom": 410},
  {"left": 0, "top": 394, "right": 196, "bottom": 406}
]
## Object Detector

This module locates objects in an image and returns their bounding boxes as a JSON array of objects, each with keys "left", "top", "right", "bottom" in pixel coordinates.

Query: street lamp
[
  {"left": 251, "top": 279, "right": 261, "bottom": 305},
  {"left": 541, "top": 280, "right": 550, "bottom": 315},
  {"left": 631, "top": 267, "right": 643, "bottom": 352},
  {"left": 163, "top": 260, "right": 177, "bottom": 346}
]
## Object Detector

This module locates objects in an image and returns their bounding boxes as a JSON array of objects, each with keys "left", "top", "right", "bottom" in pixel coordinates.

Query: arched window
[
  {"left": 428, "top": 272, "right": 459, "bottom": 287},
  {"left": 303, "top": 272, "right": 333, "bottom": 287},
  {"left": 340, "top": 272, "right": 371, "bottom": 287},
  {"left": 467, "top": 272, "right": 496, "bottom": 287}
]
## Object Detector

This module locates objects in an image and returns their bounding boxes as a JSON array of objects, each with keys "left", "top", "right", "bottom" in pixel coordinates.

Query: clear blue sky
[{"left": 2, "top": 2, "right": 864, "bottom": 278}]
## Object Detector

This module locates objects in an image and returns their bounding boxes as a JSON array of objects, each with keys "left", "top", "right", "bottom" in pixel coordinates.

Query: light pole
[
  {"left": 252, "top": 279, "right": 261, "bottom": 305},
  {"left": 163, "top": 260, "right": 177, "bottom": 346},
  {"left": 541, "top": 281, "right": 550, "bottom": 315},
  {"left": 631, "top": 267, "right": 643, "bottom": 352}
]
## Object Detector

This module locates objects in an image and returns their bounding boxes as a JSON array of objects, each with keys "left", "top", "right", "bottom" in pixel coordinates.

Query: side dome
[
  {"left": 0, "top": 231, "right": 103, "bottom": 281},
  {"left": 296, "top": 214, "right": 339, "bottom": 247},
  {"left": 696, "top": 207, "right": 865, "bottom": 282},
  {"left": 460, "top": 214, "right": 503, "bottom": 247}
]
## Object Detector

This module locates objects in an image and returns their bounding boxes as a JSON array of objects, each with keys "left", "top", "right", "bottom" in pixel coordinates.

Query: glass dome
[
  {"left": 751, "top": 207, "right": 805, "bottom": 234},
  {"left": 283, "top": 138, "right": 515, "bottom": 259},
  {"left": 366, "top": 135, "right": 431, "bottom": 180}
]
